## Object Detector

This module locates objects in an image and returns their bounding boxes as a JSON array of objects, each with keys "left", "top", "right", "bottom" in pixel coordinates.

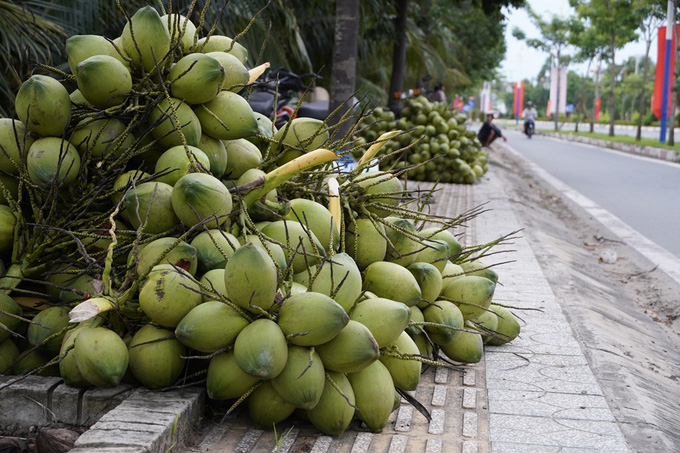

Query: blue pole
[{"left": 660, "top": 1, "right": 675, "bottom": 143}]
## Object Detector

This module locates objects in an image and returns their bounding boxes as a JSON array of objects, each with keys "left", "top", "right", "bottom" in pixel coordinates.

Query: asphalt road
[{"left": 502, "top": 129, "right": 680, "bottom": 259}]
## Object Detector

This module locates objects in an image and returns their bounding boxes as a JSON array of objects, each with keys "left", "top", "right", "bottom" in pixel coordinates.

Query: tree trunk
[
  {"left": 635, "top": 50, "right": 652, "bottom": 141},
  {"left": 329, "top": 0, "right": 360, "bottom": 133},
  {"left": 387, "top": 0, "right": 409, "bottom": 112},
  {"left": 608, "top": 32, "right": 616, "bottom": 137},
  {"left": 575, "top": 58, "right": 593, "bottom": 134},
  {"left": 591, "top": 54, "right": 601, "bottom": 133}
]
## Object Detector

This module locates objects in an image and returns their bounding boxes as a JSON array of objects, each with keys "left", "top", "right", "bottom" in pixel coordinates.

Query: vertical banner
[
  {"left": 480, "top": 82, "right": 491, "bottom": 113},
  {"left": 549, "top": 67, "right": 567, "bottom": 115},
  {"left": 513, "top": 83, "right": 519, "bottom": 118},
  {"left": 547, "top": 99, "right": 552, "bottom": 117},
  {"left": 595, "top": 98, "right": 601, "bottom": 120},
  {"left": 652, "top": 25, "right": 679, "bottom": 119},
  {"left": 519, "top": 82, "right": 524, "bottom": 117}
]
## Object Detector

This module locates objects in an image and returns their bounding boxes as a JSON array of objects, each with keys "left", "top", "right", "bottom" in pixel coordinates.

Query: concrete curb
[{"left": 539, "top": 131, "right": 680, "bottom": 163}]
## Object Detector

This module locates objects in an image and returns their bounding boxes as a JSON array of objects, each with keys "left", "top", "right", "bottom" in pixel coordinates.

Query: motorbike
[
  {"left": 524, "top": 119, "right": 535, "bottom": 139},
  {"left": 246, "top": 68, "right": 329, "bottom": 129}
]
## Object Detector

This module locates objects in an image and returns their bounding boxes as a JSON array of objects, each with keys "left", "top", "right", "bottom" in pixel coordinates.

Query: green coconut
[
  {"left": 362, "top": 261, "right": 422, "bottom": 307},
  {"left": 407, "top": 262, "right": 443, "bottom": 307},
  {"left": 0, "top": 294, "right": 22, "bottom": 343},
  {"left": 161, "top": 14, "right": 197, "bottom": 53},
  {"left": 174, "top": 301, "right": 249, "bottom": 353},
  {"left": 15, "top": 75, "right": 71, "bottom": 137},
  {"left": 169, "top": 54, "right": 225, "bottom": 104},
  {"left": 442, "top": 275, "right": 495, "bottom": 321},
  {"left": 345, "top": 218, "right": 387, "bottom": 270},
  {"left": 171, "top": 173, "right": 232, "bottom": 228},
  {"left": 379, "top": 331, "right": 422, "bottom": 391},
  {"left": 0, "top": 118, "right": 34, "bottom": 174},
  {"left": 0, "top": 205, "right": 16, "bottom": 253},
  {"left": 414, "top": 239, "right": 450, "bottom": 273},
  {"left": 121, "top": 6, "right": 171, "bottom": 72},
  {"left": 460, "top": 260, "right": 499, "bottom": 284},
  {"left": 384, "top": 217, "right": 420, "bottom": 267},
  {"left": 190, "top": 229, "right": 238, "bottom": 273},
  {"left": 308, "top": 252, "right": 362, "bottom": 313},
  {"left": 74, "top": 327, "right": 129, "bottom": 387},
  {"left": 439, "top": 329, "right": 484, "bottom": 364},
  {"left": 149, "top": 97, "right": 202, "bottom": 148},
  {"left": 0, "top": 338, "right": 19, "bottom": 375},
  {"left": 65, "top": 34, "right": 130, "bottom": 75},
  {"left": 111, "top": 170, "right": 149, "bottom": 206},
  {"left": 199, "top": 269, "right": 228, "bottom": 301},
  {"left": 277, "top": 292, "right": 349, "bottom": 346},
  {"left": 347, "top": 360, "right": 395, "bottom": 433},
  {"left": 440, "top": 261, "right": 465, "bottom": 295},
  {"left": 195, "top": 35, "right": 248, "bottom": 65},
  {"left": 239, "top": 234, "right": 287, "bottom": 272},
  {"left": 206, "top": 350, "right": 259, "bottom": 400},
  {"left": 419, "top": 227, "right": 463, "bottom": 259},
  {"left": 123, "top": 181, "right": 179, "bottom": 234},
  {"left": 271, "top": 345, "right": 325, "bottom": 409},
  {"left": 475, "top": 309, "right": 499, "bottom": 344},
  {"left": 247, "top": 112, "right": 276, "bottom": 150},
  {"left": 205, "top": 51, "right": 250, "bottom": 92},
  {"left": 57, "top": 273, "right": 99, "bottom": 304},
  {"left": 138, "top": 264, "right": 203, "bottom": 327},
  {"left": 76, "top": 55, "right": 132, "bottom": 108},
  {"left": 350, "top": 298, "right": 411, "bottom": 348},
  {"left": 27, "top": 306, "right": 70, "bottom": 356},
  {"left": 355, "top": 171, "right": 404, "bottom": 218},
  {"left": 197, "top": 134, "right": 228, "bottom": 178},
  {"left": 248, "top": 381, "right": 295, "bottom": 429},
  {"left": 315, "top": 320, "right": 380, "bottom": 373},
  {"left": 233, "top": 318, "right": 287, "bottom": 379},
  {"left": 0, "top": 173, "right": 19, "bottom": 205},
  {"left": 422, "top": 300, "right": 464, "bottom": 346},
  {"left": 285, "top": 198, "right": 339, "bottom": 252},
  {"left": 261, "top": 220, "right": 325, "bottom": 274},
  {"left": 224, "top": 242, "right": 277, "bottom": 314},
  {"left": 306, "top": 371, "right": 356, "bottom": 436},
  {"left": 195, "top": 91, "right": 258, "bottom": 140},
  {"left": 155, "top": 145, "right": 210, "bottom": 186},
  {"left": 222, "top": 138, "right": 262, "bottom": 180},
  {"left": 69, "top": 89, "right": 91, "bottom": 106},
  {"left": 271, "top": 118, "right": 330, "bottom": 164},
  {"left": 71, "top": 118, "right": 135, "bottom": 159},
  {"left": 128, "top": 324, "right": 186, "bottom": 389},
  {"left": 26, "top": 137, "right": 80, "bottom": 188},
  {"left": 134, "top": 236, "right": 198, "bottom": 277},
  {"left": 59, "top": 327, "right": 89, "bottom": 387},
  {"left": 12, "top": 349, "right": 57, "bottom": 376},
  {"left": 487, "top": 305, "right": 521, "bottom": 346}
]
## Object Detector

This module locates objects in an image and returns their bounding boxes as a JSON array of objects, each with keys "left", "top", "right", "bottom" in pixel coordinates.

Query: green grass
[{"left": 541, "top": 130, "right": 680, "bottom": 151}]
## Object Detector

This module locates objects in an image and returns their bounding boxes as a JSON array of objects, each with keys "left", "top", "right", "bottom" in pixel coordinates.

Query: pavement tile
[
  {"left": 487, "top": 389, "right": 616, "bottom": 421},
  {"left": 489, "top": 414, "right": 628, "bottom": 452}
]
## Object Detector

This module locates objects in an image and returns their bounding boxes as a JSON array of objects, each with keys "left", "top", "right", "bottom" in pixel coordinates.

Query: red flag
[
  {"left": 595, "top": 97, "right": 601, "bottom": 120},
  {"left": 652, "top": 25, "right": 680, "bottom": 119}
]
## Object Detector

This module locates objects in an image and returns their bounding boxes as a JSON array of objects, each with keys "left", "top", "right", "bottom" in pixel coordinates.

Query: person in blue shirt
[{"left": 477, "top": 113, "right": 506, "bottom": 147}]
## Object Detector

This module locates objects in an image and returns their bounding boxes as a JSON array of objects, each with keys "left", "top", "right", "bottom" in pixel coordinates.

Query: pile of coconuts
[
  {"left": 355, "top": 99, "right": 488, "bottom": 184},
  {"left": 0, "top": 2, "right": 521, "bottom": 437}
]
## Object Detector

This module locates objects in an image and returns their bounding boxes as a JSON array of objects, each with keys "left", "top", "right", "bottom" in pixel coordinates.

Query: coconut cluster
[
  {"left": 0, "top": 3, "right": 521, "bottom": 438},
  {"left": 356, "top": 100, "right": 488, "bottom": 184}
]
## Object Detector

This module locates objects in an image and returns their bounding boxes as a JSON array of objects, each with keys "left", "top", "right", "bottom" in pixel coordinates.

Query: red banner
[
  {"left": 513, "top": 82, "right": 524, "bottom": 117},
  {"left": 652, "top": 25, "right": 680, "bottom": 119},
  {"left": 596, "top": 97, "right": 600, "bottom": 120}
]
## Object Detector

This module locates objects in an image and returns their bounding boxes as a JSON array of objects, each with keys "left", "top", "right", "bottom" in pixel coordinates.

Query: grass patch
[{"left": 542, "top": 130, "right": 680, "bottom": 151}]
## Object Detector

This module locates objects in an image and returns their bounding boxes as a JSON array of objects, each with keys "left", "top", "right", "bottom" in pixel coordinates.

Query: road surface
[{"left": 502, "top": 129, "right": 680, "bottom": 259}]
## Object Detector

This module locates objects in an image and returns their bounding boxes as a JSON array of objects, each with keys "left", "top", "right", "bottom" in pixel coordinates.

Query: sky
[{"left": 500, "top": 0, "right": 654, "bottom": 83}]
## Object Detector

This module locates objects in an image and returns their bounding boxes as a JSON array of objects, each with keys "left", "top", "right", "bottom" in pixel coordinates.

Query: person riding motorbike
[{"left": 523, "top": 101, "right": 538, "bottom": 135}]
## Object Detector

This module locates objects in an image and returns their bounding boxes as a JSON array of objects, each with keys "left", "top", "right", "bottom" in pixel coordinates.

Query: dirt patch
[{"left": 490, "top": 145, "right": 680, "bottom": 451}]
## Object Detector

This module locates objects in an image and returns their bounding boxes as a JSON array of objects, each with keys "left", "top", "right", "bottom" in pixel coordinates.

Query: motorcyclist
[{"left": 523, "top": 101, "right": 538, "bottom": 135}]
